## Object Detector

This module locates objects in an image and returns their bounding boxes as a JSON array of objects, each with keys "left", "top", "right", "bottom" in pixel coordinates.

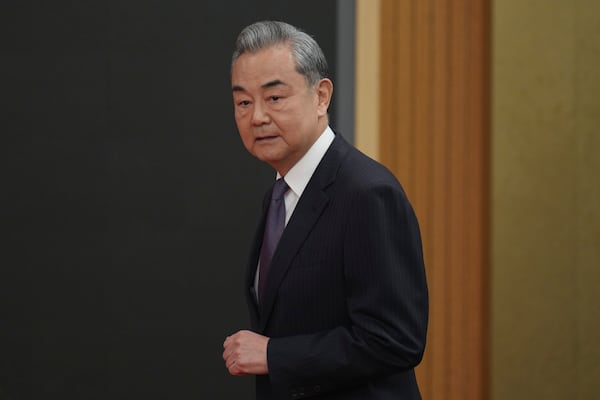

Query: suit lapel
[
  {"left": 258, "top": 135, "right": 351, "bottom": 332},
  {"left": 245, "top": 192, "right": 270, "bottom": 327}
]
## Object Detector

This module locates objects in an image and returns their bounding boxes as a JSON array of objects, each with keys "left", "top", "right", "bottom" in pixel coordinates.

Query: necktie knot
[{"left": 272, "top": 178, "right": 288, "bottom": 201}]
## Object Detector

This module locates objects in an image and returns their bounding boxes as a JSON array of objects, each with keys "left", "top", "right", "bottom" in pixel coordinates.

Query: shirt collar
[{"left": 277, "top": 126, "right": 335, "bottom": 198}]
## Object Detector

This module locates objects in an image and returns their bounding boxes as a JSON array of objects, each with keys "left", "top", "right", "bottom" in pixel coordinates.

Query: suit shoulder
[{"left": 338, "top": 145, "right": 402, "bottom": 189}]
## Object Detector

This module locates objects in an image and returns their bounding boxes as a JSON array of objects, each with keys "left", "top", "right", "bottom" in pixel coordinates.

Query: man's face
[{"left": 231, "top": 44, "right": 331, "bottom": 176}]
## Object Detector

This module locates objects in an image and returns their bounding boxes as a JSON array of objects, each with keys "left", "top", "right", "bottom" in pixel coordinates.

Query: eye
[
  {"left": 237, "top": 100, "right": 251, "bottom": 107},
  {"left": 269, "top": 95, "right": 281, "bottom": 102}
]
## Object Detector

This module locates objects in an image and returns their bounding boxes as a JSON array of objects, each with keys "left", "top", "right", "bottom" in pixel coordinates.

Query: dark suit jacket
[{"left": 245, "top": 134, "right": 428, "bottom": 399}]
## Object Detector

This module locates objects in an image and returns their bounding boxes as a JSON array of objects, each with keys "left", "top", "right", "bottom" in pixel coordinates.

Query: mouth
[{"left": 255, "top": 135, "right": 279, "bottom": 142}]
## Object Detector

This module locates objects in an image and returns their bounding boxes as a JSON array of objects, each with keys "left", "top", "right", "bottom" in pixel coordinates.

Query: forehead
[{"left": 231, "top": 44, "right": 302, "bottom": 87}]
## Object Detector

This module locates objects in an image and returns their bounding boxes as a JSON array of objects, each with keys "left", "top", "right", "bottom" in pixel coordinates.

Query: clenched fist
[{"left": 223, "top": 330, "right": 269, "bottom": 376}]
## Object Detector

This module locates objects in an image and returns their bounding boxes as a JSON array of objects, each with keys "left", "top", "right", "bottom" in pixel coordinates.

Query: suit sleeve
[{"left": 266, "top": 182, "right": 429, "bottom": 394}]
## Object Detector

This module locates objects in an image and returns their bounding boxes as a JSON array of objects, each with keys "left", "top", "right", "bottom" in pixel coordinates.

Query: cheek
[
  {"left": 235, "top": 118, "right": 252, "bottom": 146},
  {"left": 235, "top": 111, "right": 249, "bottom": 130}
]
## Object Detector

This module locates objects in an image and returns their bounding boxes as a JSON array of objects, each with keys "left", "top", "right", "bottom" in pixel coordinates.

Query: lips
[{"left": 256, "top": 135, "right": 279, "bottom": 142}]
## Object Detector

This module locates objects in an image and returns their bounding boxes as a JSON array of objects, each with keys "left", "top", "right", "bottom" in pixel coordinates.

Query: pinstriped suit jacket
[{"left": 245, "top": 134, "right": 428, "bottom": 400}]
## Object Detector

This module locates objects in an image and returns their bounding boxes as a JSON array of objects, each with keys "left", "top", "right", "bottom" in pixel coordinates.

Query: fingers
[
  {"left": 222, "top": 331, "right": 245, "bottom": 376},
  {"left": 224, "top": 355, "right": 242, "bottom": 376},
  {"left": 222, "top": 330, "right": 269, "bottom": 376}
]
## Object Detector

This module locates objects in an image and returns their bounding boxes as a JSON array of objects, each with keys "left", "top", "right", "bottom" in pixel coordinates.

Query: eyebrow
[
  {"left": 232, "top": 79, "right": 288, "bottom": 92},
  {"left": 262, "top": 79, "right": 286, "bottom": 88}
]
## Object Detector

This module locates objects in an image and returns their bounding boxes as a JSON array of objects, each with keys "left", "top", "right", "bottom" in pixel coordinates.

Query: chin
[
  {"left": 258, "top": 154, "right": 286, "bottom": 171},
  {"left": 252, "top": 151, "right": 274, "bottom": 163}
]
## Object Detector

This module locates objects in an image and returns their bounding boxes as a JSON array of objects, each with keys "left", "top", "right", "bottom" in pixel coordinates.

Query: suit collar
[{"left": 281, "top": 126, "right": 335, "bottom": 199}]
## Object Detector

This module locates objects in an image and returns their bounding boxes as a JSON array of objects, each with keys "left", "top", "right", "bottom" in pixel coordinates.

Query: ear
[{"left": 315, "top": 78, "right": 333, "bottom": 117}]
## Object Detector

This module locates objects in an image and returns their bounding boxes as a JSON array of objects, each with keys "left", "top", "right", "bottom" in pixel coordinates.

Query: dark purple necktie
[{"left": 258, "top": 178, "right": 288, "bottom": 302}]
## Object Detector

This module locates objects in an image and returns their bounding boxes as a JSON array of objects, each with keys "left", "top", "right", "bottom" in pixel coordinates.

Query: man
[{"left": 222, "top": 21, "right": 428, "bottom": 399}]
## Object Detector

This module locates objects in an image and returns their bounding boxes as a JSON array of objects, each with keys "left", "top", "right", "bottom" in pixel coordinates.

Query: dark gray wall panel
[{"left": 0, "top": 1, "right": 338, "bottom": 398}]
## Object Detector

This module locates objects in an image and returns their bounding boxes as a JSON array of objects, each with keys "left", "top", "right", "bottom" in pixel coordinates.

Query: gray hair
[{"left": 231, "top": 20, "right": 329, "bottom": 87}]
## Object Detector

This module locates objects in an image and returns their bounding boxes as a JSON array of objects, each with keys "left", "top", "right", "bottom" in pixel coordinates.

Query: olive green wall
[{"left": 492, "top": 0, "right": 600, "bottom": 399}]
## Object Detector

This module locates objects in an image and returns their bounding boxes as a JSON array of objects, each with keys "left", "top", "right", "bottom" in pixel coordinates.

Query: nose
[{"left": 251, "top": 101, "right": 270, "bottom": 126}]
